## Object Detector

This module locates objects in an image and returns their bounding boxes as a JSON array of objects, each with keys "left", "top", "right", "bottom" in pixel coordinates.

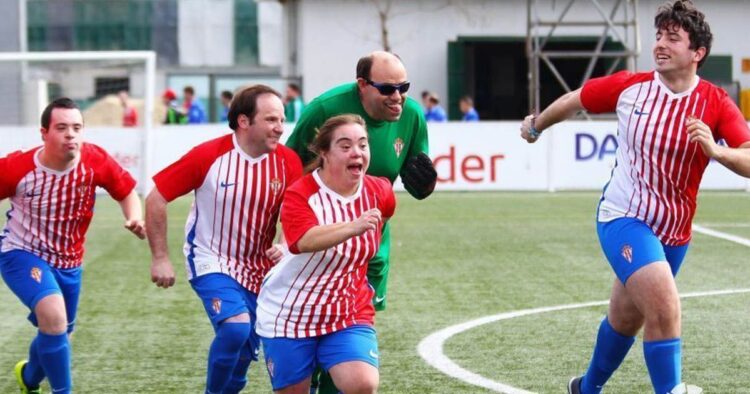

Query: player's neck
[
  {"left": 657, "top": 69, "right": 697, "bottom": 94},
  {"left": 234, "top": 133, "right": 268, "bottom": 159},
  {"left": 318, "top": 169, "right": 358, "bottom": 197},
  {"left": 38, "top": 148, "right": 79, "bottom": 172}
]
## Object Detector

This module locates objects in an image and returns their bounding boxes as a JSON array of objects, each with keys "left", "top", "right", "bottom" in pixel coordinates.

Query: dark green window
[
  {"left": 234, "top": 0, "right": 258, "bottom": 65},
  {"left": 73, "top": 0, "right": 153, "bottom": 50},
  {"left": 27, "top": 0, "right": 48, "bottom": 51}
]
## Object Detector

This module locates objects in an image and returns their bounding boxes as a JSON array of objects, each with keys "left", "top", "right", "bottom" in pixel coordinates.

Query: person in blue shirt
[
  {"left": 183, "top": 85, "right": 207, "bottom": 124},
  {"left": 460, "top": 96, "right": 480, "bottom": 121},
  {"left": 424, "top": 93, "right": 447, "bottom": 122},
  {"left": 220, "top": 90, "right": 233, "bottom": 122}
]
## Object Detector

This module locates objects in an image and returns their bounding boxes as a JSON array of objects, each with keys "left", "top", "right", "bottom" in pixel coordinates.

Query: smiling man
[
  {"left": 519, "top": 1, "right": 750, "bottom": 393},
  {"left": 146, "top": 85, "right": 302, "bottom": 394},
  {"left": 285, "top": 51, "right": 436, "bottom": 394}
]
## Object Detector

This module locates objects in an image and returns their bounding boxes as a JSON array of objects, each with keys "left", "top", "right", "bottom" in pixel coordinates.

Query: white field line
[
  {"left": 692, "top": 224, "right": 750, "bottom": 247},
  {"left": 418, "top": 226, "right": 750, "bottom": 394}
]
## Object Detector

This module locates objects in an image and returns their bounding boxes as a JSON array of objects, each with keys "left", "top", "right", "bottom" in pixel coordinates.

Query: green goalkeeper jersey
[{"left": 285, "top": 82, "right": 429, "bottom": 185}]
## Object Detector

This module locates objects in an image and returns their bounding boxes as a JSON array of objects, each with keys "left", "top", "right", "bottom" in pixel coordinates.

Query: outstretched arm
[
  {"left": 145, "top": 189, "right": 176, "bottom": 288},
  {"left": 687, "top": 117, "right": 750, "bottom": 177},
  {"left": 118, "top": 190, "right": 146, "bottom": 239},
  {"left": 520, "top": 88, "right": 585, "bottom": 143}
]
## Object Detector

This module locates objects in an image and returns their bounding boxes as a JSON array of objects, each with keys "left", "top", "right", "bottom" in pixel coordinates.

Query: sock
[
  {"left": 37, "top": 331, "right": 72, "bottom": 394},
  {"left": 24, "top": 335, "right": 46, "bottom": 388},
  {"left": 580, "top": 317, "right": 636, "bottom": 394},
  {"left": 643, "top": 338, "right": 681, "bottom": 394},
  {"left": 205, "top": 322, "right": 251, "bottom": 394},
  {"left": 224, "top": 344, "right": 252, "bottom": 394}
]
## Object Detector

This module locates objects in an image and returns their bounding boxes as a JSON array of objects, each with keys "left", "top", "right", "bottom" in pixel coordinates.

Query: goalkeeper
[{"left": 285, "top": 50, "right": 435, "bottom": 393}]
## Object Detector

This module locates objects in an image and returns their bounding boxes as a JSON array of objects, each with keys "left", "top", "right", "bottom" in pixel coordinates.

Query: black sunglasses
[{"left": 365, "top": 79, "right": 410, "bottom": 96}]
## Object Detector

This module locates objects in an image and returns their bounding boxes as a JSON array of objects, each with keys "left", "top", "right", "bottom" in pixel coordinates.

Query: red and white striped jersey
[
  {"left": 581, "top": 71, "right": 750, "bottom": 245},
  {"left": 256, "top": 171, "right": 396, "bottom": 338},
  {"left": 0, "top": 144, "right": 136, "bottom": 268},
  {"left": 153, "top": 133, "right": 302, "bottom": 293}
]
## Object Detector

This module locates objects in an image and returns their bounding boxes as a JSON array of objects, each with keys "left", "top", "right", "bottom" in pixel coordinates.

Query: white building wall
[
  {"left": 179, "top": 0, "right": 234, "bottom": 66},
  {"left": 294, "top": 0, "right": 750, "bottom": 106}
]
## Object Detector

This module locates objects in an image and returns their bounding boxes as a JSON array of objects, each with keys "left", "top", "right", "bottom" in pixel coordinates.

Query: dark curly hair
[{"left": 654, "top": 0, "right": 713, "bottom": 68}]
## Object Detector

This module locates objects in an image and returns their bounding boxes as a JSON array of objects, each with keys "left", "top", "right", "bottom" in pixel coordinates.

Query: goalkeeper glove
[{"left": 400, "top": 152, "right": 437, "bottom": 200}]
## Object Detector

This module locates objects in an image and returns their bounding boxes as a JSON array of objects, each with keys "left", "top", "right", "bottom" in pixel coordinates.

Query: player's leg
[
  {"left": 367, "top": 222, "right": 391, "bottom": 312},
  {"left": 0, "top": 250, "right": 72, "bottom": 393},
  {"left": 633, "top": 243, "right": 688, "bottom": 394},
  {"left": 190, "top": 273, "right": 253, "bottom": 394},
  {"left": 575, "top": 218, "right": 670, "bottom": 393},
  {"left": 224, "top": 289, "right": 262, "bottom": 394},
  {"left": 320, "top": 325, "right": 379, "bottom": 394},
  {"left": 260, "top": 335, "right": 316, "bottom": 394},
  {"left": 577, "top": 278, "right": 641, "bottom": 394}
]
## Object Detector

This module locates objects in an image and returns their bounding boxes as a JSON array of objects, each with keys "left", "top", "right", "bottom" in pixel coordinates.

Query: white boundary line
[{"left": 417, "top": 226, "right": 750, "bottom": 393}]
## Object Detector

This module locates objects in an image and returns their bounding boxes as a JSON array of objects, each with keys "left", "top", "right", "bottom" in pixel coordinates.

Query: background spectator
[
  {"left": 284, "top": 83, "right": 305, "bottom": 123},
  {"left": 119, "top": 90, "right": 138, "bottom": 127},
  {"left": 220, "top": 90, "right": 233, "bottom": 122},
  {"left": 424, "top": 93, "right": 447, "bottom": 122},
  {"left": 182, "top": 86, "right": 207, "bottom": 124},
  {"left": 460, "top": 95, "right": 480, "bottom": 122}
]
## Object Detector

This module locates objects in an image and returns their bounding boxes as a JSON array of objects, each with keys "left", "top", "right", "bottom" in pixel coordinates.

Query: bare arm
[
  {"left": 118, "top": 190, "right": 146, "bottom": 239},
  {"left": 687, "top": 117, "right": 750, "bottom": 177},
  {"left": 296, "top": 209, "right": 381, "bottom": 253},
  {"left": 145, "top": 189, "right": 176, "bottom": 288},
  {"left": 520, "top": 88, "right": 585, "bottom": 143}
]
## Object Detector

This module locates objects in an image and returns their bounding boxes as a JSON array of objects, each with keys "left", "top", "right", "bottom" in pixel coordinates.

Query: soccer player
[
  {"left": 145, "top": 85, "right": 302, "bottom": 394},
  {"left": 256, "top": 114, "right": 396, "bottom": 394},
  {"left": 519, "top": 1, "right": 750, "bottom": 393},
  {"left": 0, "top": 98, "right": 145, "bottom": 394},
  {"left": 286, "top": 51, "right": 436, "bottom": 393}
]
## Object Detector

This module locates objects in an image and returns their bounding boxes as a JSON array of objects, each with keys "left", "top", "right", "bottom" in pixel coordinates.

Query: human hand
[
  {"left": 124, "top": 219, "right": 146, "bottom": 240},
  {"left": 150, "top": 256, "right": 176, "bottom": 289},
  {"left": 686, "top": 116, "right": 719, "bottom": 158},
  {"left": 350, "top": 209, "right": 382, "bottom": 236},
  {"left": 520, "top": 114, "right": 541, "bottom": 143},
  {"left": 266, "top": 244, "right": 285, "bottom": 264}
]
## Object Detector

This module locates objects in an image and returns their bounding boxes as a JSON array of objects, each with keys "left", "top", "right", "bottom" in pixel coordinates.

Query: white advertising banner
[{"left": 0, "top": 122, "right": 748, "bottom": 192}]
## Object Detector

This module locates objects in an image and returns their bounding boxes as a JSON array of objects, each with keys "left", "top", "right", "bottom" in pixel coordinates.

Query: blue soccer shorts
[
  {"left": 190, "top": 272, "right": 260, "bottom": 360},
  {"left": 260, "top": 325, "right": 379, "bottom": 391},
  {"left": 0, "top": 249, "right": 82, "bottom": 333},
  {"left": 597, "top": 217, "right": 689, "bottom": 284}
]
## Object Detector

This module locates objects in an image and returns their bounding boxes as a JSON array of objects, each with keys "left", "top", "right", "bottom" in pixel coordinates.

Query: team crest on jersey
[
  {"left": 211, "top": 298, "right": 222, "bottom": 314},
  {"left": 266, "top": 358, "right": 274, "bottom": 378},
  {"left": 76, "top": 185, "right": 88, "bottom": 195},
  {"left": 30, "top": 267, "right": 42, "bottom": 283},
  {"left": 270, "top": 178, "right": 282, "bottom": 194},
  {"left": 393, "top": 138, "right": 404, "bottom": 158},
  {"left": 621, "top": 245, "right": 633, "bottom": 263}
]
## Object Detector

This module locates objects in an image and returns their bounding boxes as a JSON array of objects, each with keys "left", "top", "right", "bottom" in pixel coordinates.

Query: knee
[
  {"left": 644, "top": 300, "right": 681, "bottom": 330},
  {"left": 216, "top": 321, "right": 252, "bottom": 349},
  {"left": 347, "top": 374, "right": 379, "bottom": 394},
  {"left": 352, "top": 376, "right": 380, "bottom": 394},
  {"left": 35, "top": 295, "right": 68, "bottom": 335}
]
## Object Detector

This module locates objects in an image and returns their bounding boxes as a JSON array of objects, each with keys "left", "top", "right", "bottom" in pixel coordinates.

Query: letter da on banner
[{"left": 576, "top": 132, "right": 618, "bottom": 161}]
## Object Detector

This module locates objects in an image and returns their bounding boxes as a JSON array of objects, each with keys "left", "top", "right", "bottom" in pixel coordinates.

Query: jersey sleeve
[
  {"left": 715, "top": 94, "right": 750, "bottom": 148},
  {"left": 152, "top": 145, "right": 213, "bottom": 202},
  {"left": 374, "top": 177, "right": 396, "bottom": 219},
  {"left": 91, "top": 146, "right": 137, "bottom": 201},
  {"left": 283, "top": 148, "right": 304, "bottom": 189},
  {"left": 0, "top": 156, "right": 13, "bottom": 199},
  {"left": 286, "top": 99, "right": 327, "bottom": 166},
  {"left": 580, "top": 71, "right": 636, "bottom": 114},
  {"left": 281, "top": 186, "right": 319, "bottom": 254}
]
